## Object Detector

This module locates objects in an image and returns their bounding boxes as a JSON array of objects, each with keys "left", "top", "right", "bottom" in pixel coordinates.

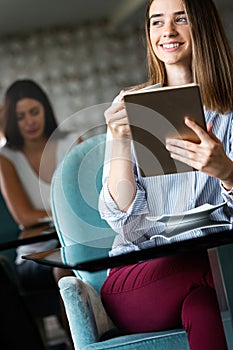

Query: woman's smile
[{"left": 160, "top": 41, "right": 184, "bottom": 51}]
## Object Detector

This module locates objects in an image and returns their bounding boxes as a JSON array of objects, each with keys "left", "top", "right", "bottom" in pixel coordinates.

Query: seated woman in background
[{"left": 0, "top": 79, "right": 78, "bottom": 349}]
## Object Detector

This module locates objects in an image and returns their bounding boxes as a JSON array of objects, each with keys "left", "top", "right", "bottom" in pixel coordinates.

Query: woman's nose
[
  {"left": 25, "top": 115, "right": 35, "bottom": 125},
  {"left": 163, "top": 20, "right": 177, "bottom": 37}
]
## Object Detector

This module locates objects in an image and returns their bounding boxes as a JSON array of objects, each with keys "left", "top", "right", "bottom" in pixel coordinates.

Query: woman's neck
[
  {"left": 24, "top": 136, "right": 47, "bottom": 150},
  {"left": 22, "top": 137, "right": 48, "bottom": 157},
  {"left": 22, "top": 136, "right": 56, "bottom": 182},
  {"left": 165, "top": 65, "right": 193, "bottom": 87}
]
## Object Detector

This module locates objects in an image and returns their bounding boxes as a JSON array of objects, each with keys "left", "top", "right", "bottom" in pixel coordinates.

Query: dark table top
[
  {"left": 0, "top": 223, "right": 57, "bottom": 251},
  {"left": 23, "top": 222, "right": 233, "bottom": 272}
]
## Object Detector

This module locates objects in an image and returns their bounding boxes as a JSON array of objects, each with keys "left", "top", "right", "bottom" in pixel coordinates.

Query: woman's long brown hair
[{"left": 145, "top": 0, "right": 233, "bottom": 114}]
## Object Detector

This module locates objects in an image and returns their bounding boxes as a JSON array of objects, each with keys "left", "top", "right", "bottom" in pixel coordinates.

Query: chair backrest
[{"left": 51, "top": 134, "right": 116, "bottom": 292}]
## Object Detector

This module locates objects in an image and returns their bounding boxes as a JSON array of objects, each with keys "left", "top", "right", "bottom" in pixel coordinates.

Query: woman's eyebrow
[
  {"left": 149, "top": 14, "right": 163, "bottom": 20},
  {"left": 149, "top": 11, "right": 185, "bottom": 20}
]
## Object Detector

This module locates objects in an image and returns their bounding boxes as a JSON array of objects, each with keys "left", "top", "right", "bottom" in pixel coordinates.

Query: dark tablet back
[{"left": 124, "top": 84, "right": 206, "bottom": 177}]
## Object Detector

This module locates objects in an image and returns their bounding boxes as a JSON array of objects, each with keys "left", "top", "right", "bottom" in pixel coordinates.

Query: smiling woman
[
  {"left": 149, "top": 0, "right": 192, "bottom": 72},
  {"left": 99, "top": 0, "right": 233, "bottom": 350}
]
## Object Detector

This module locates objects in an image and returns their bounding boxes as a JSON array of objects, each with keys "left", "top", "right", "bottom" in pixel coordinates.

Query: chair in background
[{"left": 51, "top": 133, "right": 190, "bottom": 350}]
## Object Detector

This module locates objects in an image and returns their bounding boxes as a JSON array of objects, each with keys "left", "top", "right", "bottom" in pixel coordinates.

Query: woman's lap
[{"left": 101, "top": 251, "right": 215, "bottom": 333}]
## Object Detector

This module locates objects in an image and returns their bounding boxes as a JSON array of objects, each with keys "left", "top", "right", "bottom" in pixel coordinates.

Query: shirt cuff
[
  {"left": 220, "top": 181, "right": 233, "bottom": 205},
  {"left": 220, "top": 181, "right": 233, "bottom": 195},
  {"left": 99, "top": 181, "right": 148, "bottom": 222}
]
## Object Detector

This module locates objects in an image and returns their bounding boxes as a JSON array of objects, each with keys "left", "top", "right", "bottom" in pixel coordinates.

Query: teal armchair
[{"left": 51, "top": 134, "right": 190, "bottom": 350}]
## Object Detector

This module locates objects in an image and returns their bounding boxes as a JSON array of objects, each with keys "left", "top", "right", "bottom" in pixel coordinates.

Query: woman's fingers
[
  {"left": 104, "top": 91, "right": 130, "bottom": 130},
  {"left": 110, "top": 116, "right": 129, "bottom": 125},
  {"left": 104, "top": 96, "right": 131, "bottom": 139},
  {"left": 184, "top": 117, "right": 212, "bottom": 144}
]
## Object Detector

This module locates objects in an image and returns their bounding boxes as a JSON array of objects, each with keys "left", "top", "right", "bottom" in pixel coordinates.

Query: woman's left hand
[{"left": 165, "top": 117, "right": 233, "bottom": 182}]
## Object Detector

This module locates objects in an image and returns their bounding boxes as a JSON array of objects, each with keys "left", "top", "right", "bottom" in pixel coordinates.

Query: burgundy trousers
[{"left": 101, "top": 251, "right": 227, "bottom": 350}]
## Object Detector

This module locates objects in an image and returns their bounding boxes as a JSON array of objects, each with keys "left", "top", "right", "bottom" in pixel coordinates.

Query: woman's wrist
[{"left": 111, "top": 138, "right": 132, "bottom": 158}]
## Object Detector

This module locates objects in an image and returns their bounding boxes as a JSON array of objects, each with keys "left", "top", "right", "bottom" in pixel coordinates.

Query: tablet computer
[{"left": 124, "top": 83, "right": 206, "bottom": 177}]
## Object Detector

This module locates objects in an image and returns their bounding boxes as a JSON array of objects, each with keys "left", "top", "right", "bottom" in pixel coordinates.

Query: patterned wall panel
[{"left": 0, "top": 21, "right": 147, "bottom": 133}]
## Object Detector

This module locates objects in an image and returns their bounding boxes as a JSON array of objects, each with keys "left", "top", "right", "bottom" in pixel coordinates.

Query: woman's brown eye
[{"left": 31, "top": 108, "right": 39, "bottom": 116}]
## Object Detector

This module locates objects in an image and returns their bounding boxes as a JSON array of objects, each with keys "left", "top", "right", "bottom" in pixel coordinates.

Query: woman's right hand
[{"left": 104, "top": 90, "right": 131, "bottom": 139}]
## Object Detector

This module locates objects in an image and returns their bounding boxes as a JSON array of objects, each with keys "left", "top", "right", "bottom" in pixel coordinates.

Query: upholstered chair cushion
[
  {"left": 58, "top": 276, "right": 114, "bottom": 347},
  {"left": 59, "top": 276, "right": 189, "bottom": 350}
]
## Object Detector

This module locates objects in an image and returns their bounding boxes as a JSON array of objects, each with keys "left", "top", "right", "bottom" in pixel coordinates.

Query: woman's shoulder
[
  {"left": 0, "top": 146, "right": 22, "bottom": 177},
  {"left": 123, "top": 81, "right": 154, "bottom": 92},
  {"left": 0, "top": 145, "right": 20, "bottom": 162},
  {"left": 204, "top": 108, "right": 233, "bottom": 119}
]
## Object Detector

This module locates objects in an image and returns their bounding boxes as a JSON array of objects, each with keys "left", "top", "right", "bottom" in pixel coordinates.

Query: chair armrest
[{"left": 58, "top": 276, "right": 114, "bottom": 348}]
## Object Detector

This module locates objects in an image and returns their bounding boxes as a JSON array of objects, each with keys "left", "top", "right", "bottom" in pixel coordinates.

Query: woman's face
[
  {"left": 15, "top": 98, "right": 46, "bottom": 142},
  {"left": 149, "top": 0, "right": 192, "bottom": 68}
]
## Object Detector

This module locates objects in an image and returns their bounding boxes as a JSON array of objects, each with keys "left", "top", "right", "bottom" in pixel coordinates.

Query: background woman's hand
[
  {"left": 104, "top": 90, "right": 131, "bottom": 139},
  {"left": 165, "top": 117, "right": 233, "bottom": 183}
]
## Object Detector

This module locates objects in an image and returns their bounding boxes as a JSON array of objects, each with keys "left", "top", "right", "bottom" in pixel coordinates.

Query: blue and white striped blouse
[{"left": 99, "top": 108, "right": 233, "bottom": 255}]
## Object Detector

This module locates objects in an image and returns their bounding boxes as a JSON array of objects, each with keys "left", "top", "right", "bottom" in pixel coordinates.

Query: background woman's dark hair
[{"left": 4, "top": 79, "right": 58, "bottom": 148}]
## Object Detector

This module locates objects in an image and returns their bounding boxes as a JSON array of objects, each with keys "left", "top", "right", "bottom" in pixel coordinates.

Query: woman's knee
[
  {"left": 182, "top": 286, "right": 218, "bottom": 327},
  {"left": 181, "top": 286, "right": 227, "bottom": 350}
]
